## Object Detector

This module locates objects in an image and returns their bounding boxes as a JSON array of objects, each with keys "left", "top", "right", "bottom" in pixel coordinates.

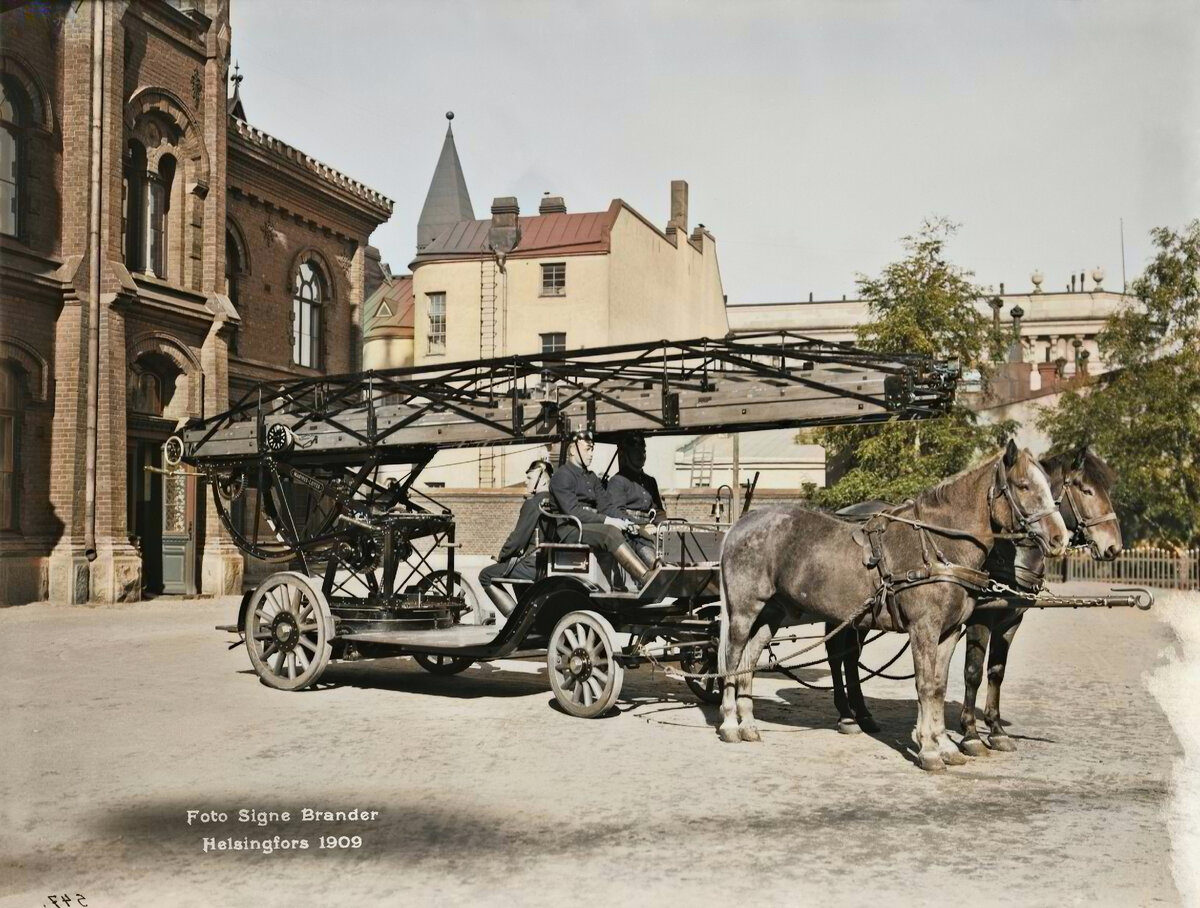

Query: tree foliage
[
  {"left": 812, "top": 219, "right": 1012, "bottom": 509},
  {"left": 1037, "top": 221, "right": 1200, "bottom": 546}
]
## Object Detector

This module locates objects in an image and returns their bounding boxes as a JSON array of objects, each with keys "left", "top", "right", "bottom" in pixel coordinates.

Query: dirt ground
[{"left": 0, "top": 583, "right": 1191, "bottom": 908}]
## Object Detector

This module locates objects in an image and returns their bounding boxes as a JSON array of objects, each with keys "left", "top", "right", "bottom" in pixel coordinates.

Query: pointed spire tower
[{"left": 416, "top": 112, "right": 475, "bottom": 251}]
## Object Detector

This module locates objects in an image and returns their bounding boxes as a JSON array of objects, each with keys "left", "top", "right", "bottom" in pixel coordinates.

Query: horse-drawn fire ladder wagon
[{"left": 170, "top": 332, "right": 961, "bottom": 715}]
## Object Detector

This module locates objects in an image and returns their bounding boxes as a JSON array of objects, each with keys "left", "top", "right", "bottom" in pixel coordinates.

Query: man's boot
[
  {"left": 613, "top": 543, "right": 652, "bottom": 586},
  {"left": 483, "top": 583, "right": 516, "bottom": 618}
]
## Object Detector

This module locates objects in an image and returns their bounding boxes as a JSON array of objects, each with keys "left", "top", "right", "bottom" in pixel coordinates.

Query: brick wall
[{"left": 227, "top": 194, "right": 358, "bottom": 375}]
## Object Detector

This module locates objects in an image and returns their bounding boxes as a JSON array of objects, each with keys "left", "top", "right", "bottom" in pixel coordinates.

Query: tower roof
[{"left": 417, "top": 112, "right": 474, "bottom": 251}]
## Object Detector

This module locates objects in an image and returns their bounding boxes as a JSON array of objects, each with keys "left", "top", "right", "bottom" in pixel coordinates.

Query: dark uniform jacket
[
  {"left": 497, "top": 492, "right": 549, "bottom": 561},
  {"left": 606, "top": 469, "right": 664, "bottom": 522},
  {"left": 550, "top": 462, "right": 618, "bottom": 524}
]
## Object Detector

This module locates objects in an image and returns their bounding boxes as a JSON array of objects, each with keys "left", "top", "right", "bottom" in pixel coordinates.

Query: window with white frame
[
  {"left": 540, "top": 332, "right": 566, "bottom": 354},
  {"left": 292, "top": 259, "right": 325, "bottom": 368},
  {"left": 540, "top": 262, "right": 566, "bottom": 297},
  {"left": 427, "top": 292, "right": 446, "bottom": 354}
]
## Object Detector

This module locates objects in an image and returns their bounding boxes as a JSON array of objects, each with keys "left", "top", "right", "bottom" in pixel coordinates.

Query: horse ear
[
  {"left": 1003, "top": 438, "right": 1019, "bottom": 469},
  {"left": 1072, "top": 446, "right": 1087, "bottom": 471}
]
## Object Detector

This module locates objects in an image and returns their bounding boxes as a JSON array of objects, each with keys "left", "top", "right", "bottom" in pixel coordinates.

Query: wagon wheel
[
  {"left": 413, "top": 653, "right": 475, "bottom": 675},
  {"left": 681, "top": 645, "right": 723, "bottom": 705},
  {"left": 548, "top": 610, "right": 624, "bottom": 718},
  {"left": 414, "top": 569, "right": 485, "bottom": 625},
  {"left": 682, "top": 603, "right": 723, "bottom": 704},
  {"left": 243, "top": 572, "right": 334, "bottom": 691}
]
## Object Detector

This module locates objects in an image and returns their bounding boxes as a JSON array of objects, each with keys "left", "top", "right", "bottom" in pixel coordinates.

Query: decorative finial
[
  {"left": 1030, "top": 269, "right": 1043, "bottom": 293},
  {"left": 231, "top": 60, "right": 243, "bottom": 88},
  {"left": 446, "top": 111, "right": 455, "bottom": 121}
]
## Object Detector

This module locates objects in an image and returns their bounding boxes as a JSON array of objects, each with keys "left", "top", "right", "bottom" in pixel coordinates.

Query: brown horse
[
  {"left": 825, "top": 447, "right": 1122, "bottom": 744},
  {"left": 717, "top": 441, "right": 1068, "bottom": 771},
  {"left": 959, "top": 447, "right": 1122, "bottom": 755}
]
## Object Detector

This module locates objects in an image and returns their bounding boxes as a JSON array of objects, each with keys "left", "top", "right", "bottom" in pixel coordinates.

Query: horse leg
[
  {"left": 735, "top": 620, "right": 778, "bottom": 742},
  {"left": 908, "top": 617, "right": 947, "bottom": 772},
  {"left": 934, "top": 625, "right": 968, "bottom": 765},
  {"left": 718, "top": 594, "right": 764, "bottom": 743},
  {"left": 985, "top": 611, "right": 1025, "bottom": 752},
  {"left": 959, "top": 619, "right": 991, "bottom": 757},
  {"left": 827, "top": 624, "right": 860, "bottom": 734},
  {"left": 846, "top": 628, "right": 879, "bottom": 733}
]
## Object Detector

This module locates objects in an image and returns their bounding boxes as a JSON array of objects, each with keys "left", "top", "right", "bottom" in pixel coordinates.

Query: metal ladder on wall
[
  {"left": 689, "top": 447, "right": 715, "bottom": 488},
  {"left": 478, "top": 257, "right": 501, "bottom": 487}
]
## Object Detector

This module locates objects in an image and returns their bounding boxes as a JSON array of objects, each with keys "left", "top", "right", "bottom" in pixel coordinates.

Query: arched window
[
  {"left": 0, "top": 364, "right": 22, "bottom": 529},
  {"left": 123, "top": 129, "right": 176, "bottom": 279},
  {"left": 225, "top": 230, "right": 241, "bottom": 306},
  {"left": 0, "top": 75, "right": 29, "bottom": 239},
  {"left": 124, "top": 140, "right": 147, "bottom": 270},
  {"left": 292, "top": 259, "right": 326, "bottom": 368}
]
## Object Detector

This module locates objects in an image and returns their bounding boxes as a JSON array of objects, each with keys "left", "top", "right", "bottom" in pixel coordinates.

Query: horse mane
[{"left": 914, "top": 451, "right": 1004, "bottom": 510}]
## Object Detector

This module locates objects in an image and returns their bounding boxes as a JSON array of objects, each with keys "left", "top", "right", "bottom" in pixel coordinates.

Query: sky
[{"left": 229, "top": 0, "right": 1199, "bottom": 304}]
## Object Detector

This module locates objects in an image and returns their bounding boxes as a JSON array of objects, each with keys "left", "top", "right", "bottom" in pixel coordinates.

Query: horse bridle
[
  {"left": 988, "top": 459, "right": 1061, "bottom": 550},
  {"left": 1058, "top": 467, "right": 1119, "bottom": 548}
]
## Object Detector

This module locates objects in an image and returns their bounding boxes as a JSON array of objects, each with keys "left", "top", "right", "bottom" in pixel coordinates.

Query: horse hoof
[
  {"left": 917, "top": 752, "right": 947, "bottom": 772},
  {"left": 857, "top": 714, "right": 881, "bottom": 734},
  {"left": 739, "top": 726, "right": 762, "bottom": 743},
  {"left": 718, "top": 725, "right": 741, "bottom": 743},
  {"left": 960, "top": 738, "right": 990, "bottom": 758},
  {"left": 941, "top": 747, "right": 968, "bottom": 766},
  {"left": 837, "top": 718, "right": 862, "bottom": 735},
  {"left": 989, "top": 734, "right": 1017, "bottom": 752}
]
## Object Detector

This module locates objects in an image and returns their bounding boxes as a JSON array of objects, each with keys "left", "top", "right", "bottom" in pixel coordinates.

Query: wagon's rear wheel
[
  {"left": 413, "top": 653, "right": 474, "bottom": 675},
  {"left": 682, "top": 604, "right": 723, "bottom": 705},
  {"left": 243, "top": 572, "right": 334, "bottom": 691},
  {"left": 548, "top": 610, "right": 624, "bottom": 718},
  {"left": 682, "top": 645, "right": 722, "bottom": 705}
]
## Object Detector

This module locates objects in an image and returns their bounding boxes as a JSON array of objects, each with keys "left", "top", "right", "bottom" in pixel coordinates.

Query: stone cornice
[{"left": 228, "top": 117, "right": 393, "bottom": 224}]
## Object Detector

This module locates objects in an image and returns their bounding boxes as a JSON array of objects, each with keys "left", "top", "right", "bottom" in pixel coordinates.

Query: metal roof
[
  {"left": 364, "top": 274, "right": 414, "bottom": 338},
  {"left": 417, "top": 122, "right": 475, "bottom": 251},
  {"left": 413, "top": 203, "right": 619, "bottom": 265}
]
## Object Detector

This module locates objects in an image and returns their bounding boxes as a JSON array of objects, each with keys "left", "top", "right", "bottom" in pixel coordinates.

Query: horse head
[
  {"left": 1044, "top": 446, "right": 1122, "bottom": 561},
  {"left": 995, "top": 439, "right": 1068, "bottom": 557}
]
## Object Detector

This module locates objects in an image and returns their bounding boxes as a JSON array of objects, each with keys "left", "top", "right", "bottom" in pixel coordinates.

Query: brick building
[{"left": 0, "top": 0, "right": 392, "bottom": 604}]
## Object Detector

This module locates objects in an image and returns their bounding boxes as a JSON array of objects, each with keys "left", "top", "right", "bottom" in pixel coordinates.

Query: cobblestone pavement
[{"left": 0, "top": 583, "right": 1191, "bottom": 907}]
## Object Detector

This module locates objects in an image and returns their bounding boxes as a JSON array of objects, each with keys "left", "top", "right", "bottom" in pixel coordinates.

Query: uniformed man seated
[
  {"left": 478, "top": 459, "right": 554, "bottom": 618},
  {"left": 605, "top": 434, "right": 664, "bottom": 564},
  {"left": 550, "top": 430, "right": 652, "bottom": 585}
]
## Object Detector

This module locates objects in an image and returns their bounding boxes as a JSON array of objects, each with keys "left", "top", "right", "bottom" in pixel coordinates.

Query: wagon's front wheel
[
  {"left": 243, "top": 572, "right": 334, "bottom": 691},
  {"left": 548, "top": 610, "right": 624, "bottom": 718}
]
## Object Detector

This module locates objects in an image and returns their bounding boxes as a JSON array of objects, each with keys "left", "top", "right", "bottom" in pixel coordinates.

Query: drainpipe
[{"left": 84, "top": 0, "right": 104, "bottom": 562}]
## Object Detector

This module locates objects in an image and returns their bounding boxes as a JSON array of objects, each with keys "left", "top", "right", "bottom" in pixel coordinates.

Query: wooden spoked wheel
[
  {"left": 548, "top": 610, "right": 624, "bottom": 718},
  {"left": 682, "top": 604, "right": 723, "bottom": 705},
  {"left": 681, "top": 645, "right": 722, "bottom": 705},
  {"left": 243, "top": 572, "right": 334, "bottom": 691},
  {"left": 413, "top": 653, "right": 474, "bottom": 675}
]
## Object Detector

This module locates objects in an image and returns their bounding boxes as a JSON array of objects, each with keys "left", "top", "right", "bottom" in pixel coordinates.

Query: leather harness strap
[{"left": 852, "top": 459, "right": 1058, "bottom": 632}]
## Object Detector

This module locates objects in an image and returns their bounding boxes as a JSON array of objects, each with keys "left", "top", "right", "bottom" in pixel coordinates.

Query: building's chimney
[
  {"left": 489, "top": 196, "right": 520, "bottom": 254},
  {"left": 668, "top": 180, "right": 688, "bottom": 232},
  {"left": 1070, "top": 274, "right": 1076, "bottom": 292},
  {"left": 539, "top": 193, "right": 566, "bottom": 215}
]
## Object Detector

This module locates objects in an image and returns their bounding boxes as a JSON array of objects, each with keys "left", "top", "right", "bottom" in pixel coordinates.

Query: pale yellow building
[{"left": 377, "top": 115, "right": 729, "bottom": 488}]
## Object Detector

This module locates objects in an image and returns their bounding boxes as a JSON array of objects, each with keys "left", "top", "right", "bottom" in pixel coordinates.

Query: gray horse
[
  {"left": 959, "top": 447, "right": 1122, "bottom": 755},
  {"left": 717, "top": 441, "right": 1068, "bottom": 772}
]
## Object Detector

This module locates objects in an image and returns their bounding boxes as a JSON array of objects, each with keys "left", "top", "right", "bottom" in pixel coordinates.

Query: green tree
[
  {"left": 813, "top": 219, "right": 1012, "bottom": 509},
  {"left": 1037, "top": 221, "right": 1200, "bottom": 546}
]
